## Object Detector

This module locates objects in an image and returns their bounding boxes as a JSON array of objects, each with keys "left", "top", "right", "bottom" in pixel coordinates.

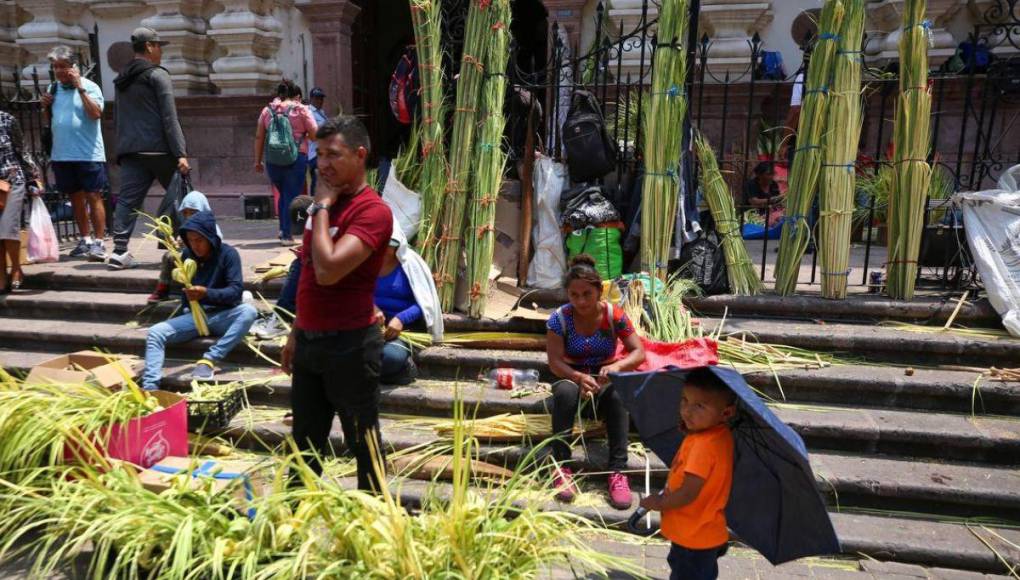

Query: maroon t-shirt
[{"left": 296, "top": 186, "right": 393, "bottom": 332}]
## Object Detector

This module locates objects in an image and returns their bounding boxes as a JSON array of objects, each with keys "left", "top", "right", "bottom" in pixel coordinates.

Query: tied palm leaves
[
  {"left": 142, "top": 213, "right": 209, "bottom": 336},
  {"left": 172, "top": 258, "right": 210, "bottom": 336},
  {"left": 774, "top": 0, "right": 846, "bottom": 295},
  {"left": 410, "top": 0, "right": 447, "bottom": 257},
  {"left": 429, "top": 0, "right": 499, "bottom": 309},
  {"left": 887, "top": 0, "right": 933, "bottom": 300},
  {"left": 465, "top": 0, "right": 512, "bottom": 318},
  {"left": 819, "top": 0, "right": 866, "bottom": 300},
  {"left": 640, "top": 0, "right": 690, "bottom": 281},
  {"left": 694, "top": 133, "right": 762, "bottom": 295}
]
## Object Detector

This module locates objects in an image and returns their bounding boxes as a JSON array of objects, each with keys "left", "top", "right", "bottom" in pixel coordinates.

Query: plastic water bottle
[{"left": 485, "top": 368, "right": 540, "bottom": 391}]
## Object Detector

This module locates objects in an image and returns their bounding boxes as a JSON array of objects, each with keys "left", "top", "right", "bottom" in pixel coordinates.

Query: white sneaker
[
  {"left": 107, "top": 251, "right": 136, "bottom": 270},
  {"left": 242, "top": 290, "right": 254, "bottom": 305},
  {"left": 254, "top": 313, "right": 288, "bottom": 340},
  {"left": 87, "top": 241, "right": 107, "bottom": 262},
  {"left": 69, "top": 238, "right": 90, "bottom": 258}
]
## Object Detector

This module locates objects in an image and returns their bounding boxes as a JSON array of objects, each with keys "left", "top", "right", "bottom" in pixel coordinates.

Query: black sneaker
[{"left": 69, "top": 239, "right": 90, "bottom": 258}]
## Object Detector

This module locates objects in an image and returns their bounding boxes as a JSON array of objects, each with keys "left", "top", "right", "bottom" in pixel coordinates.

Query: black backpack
[
  {"left": 562, "top": 90, "right": 617, "bottom": 182},
  {"left": 678, "top": 230, "right": 730, "bottom": 296}
]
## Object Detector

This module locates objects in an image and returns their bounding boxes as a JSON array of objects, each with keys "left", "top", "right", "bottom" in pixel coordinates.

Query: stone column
[
  {"left": 141, "top": 0, "right": 215, "bottom": 95},
  {"left": 0, "top": 0, "right": 23, "bottom": 92},
  {"left": 543, "top": 0, "right": 587, "bottom": 51},
  {"left": 207, "top": 0, "right": 283, "bottom": 95},
  {"left": 864, "top": 0, "right": 964, "bottom": 67},
  {"left": 15, "top": 0, "right": 89, "bottom": 80},
  {"left": 700, "top": 0, "right": 773, "bottom": 76},
  {"left": 295, "top": 0, "right": 359, "bottom": 113}
]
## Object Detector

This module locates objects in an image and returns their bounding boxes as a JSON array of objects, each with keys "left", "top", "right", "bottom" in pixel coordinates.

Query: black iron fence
[
  {"left": 507, "top": 0, "right": 1020, "bottom": 291},
  {"left": 0, "top": 27, "right": 107, "bottom": 243}
]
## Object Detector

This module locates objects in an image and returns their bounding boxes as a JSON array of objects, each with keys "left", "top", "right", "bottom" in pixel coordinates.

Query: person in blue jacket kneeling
[{"left": 142, "top": 210, "right": 257, "bottom": 389}]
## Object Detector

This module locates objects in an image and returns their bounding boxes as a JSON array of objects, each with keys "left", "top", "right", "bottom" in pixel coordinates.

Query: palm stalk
[
  {"left": 426, "top": 2, "right": 494, "bottom": 309},
  {"left": 409, "top": 0, "right": 447, "bottom": 257},
  {"left": 774, "top": 0, "right": 846, "bottom": 295},
  {"left": 143, "top": 213, "right": 209, "bottom": 335},
  {"left": 887, "top": 0, "right": 932, "bottom": 300},
  {"left": 465, "top": 0, "right": 512, "bottom": 318},
  {"left": 819, "top": 0, "right": 866, "bottom": 300},
  {"left": 694, "top": 133, "right": 762, "bottom": 295},
  {"left": 640, "top": 0, "right": 690, "bottom": 281}
]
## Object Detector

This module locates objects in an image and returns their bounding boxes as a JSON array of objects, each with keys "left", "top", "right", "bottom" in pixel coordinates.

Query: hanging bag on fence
[
  {"left": 27, "top": 196, "right": 59, "bottom": 263},
  {"left": 565, "top": 226, "right": 623, "bottom": 280},
  {"left": 265, "top": 105, "right": 299, "bottom": 166},
  {"left": 562, "top": 90, "right": 617, "bottom": 182},
  {"left": 678, "top": 230, "right": 729, "bottom": 295}
]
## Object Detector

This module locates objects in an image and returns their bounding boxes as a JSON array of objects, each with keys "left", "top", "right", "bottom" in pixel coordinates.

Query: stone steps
[
  {"left": 2, "top": 346, "right": 1018, "bottom": 465},
  {"left": 507, "top": 285, "right": 1004, "bottom": 328},
  {"left": 204, "top": 417, "right": 1020, "bottom": 575}
]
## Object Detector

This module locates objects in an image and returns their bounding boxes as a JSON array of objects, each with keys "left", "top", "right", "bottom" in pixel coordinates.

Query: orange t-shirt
[{"left": 660, "top": 424, "right": 734, "bottom": 549}]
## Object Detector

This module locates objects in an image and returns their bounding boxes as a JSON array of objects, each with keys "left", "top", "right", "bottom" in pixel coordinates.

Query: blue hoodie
[{"left": 178, "top": 211, "right": 243, "bottom": 313}]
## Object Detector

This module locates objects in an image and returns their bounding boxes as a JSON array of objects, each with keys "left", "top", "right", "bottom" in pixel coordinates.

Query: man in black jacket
[{"left": 109, "top": 27, "right": 189, "bottom": 270}]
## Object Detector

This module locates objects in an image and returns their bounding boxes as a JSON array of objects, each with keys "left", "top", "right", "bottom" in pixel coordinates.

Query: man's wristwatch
[{"left": 308, "top": 201, "right": 331, "bottom": 217}]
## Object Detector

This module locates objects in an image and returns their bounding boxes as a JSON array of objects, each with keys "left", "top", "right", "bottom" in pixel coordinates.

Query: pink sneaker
[
  {"left": 553, "top": 467, "right": 578, "bottom": 503},
  {"left": 607, "top": 472, "right": 632, "bottom": 510}
]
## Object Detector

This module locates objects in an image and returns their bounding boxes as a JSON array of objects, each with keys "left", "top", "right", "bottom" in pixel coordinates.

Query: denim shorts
[{"left": 51, "top": 161, "right": 108, "bottom": 195}]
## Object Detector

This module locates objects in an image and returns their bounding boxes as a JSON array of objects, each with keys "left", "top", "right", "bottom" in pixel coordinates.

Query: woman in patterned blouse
[
  {"left": 0, "top": 111, "right": 41, "bottom": 293},
  {"left": 545, "top": 254, "right": 645, "bottom": 510}
]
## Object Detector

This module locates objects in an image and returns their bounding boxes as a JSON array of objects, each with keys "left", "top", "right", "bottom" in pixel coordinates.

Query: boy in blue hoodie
[{"left": 142, "top": 210, "right": 257, "bottom": 389}]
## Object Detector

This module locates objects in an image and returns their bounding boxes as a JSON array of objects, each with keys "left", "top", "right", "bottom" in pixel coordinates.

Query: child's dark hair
[
  {"left": 289, "top": 195, "right": 314, "bottom": 233},
  {"left": 685, "top": 367, "right": 737, "bottom": 405},
  {"left": 753, "top": 161, "right": 775, "bottom": 176},
  {"left": 563, "top": 254, "right": 602, "bottom": 291}
]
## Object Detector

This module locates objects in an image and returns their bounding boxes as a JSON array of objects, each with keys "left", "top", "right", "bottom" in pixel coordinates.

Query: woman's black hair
[
  {"left": 277, "top": 79, "right": 301, "bottom": 99},
  {"left": 563, "top": 254, "right": 602, "bottom": 291},
  {"left": 753, "top": 161, "right": 775, "bottom": 176}
]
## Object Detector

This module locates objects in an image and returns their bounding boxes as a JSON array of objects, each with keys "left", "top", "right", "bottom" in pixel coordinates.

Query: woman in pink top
[{"left": 254, "top": 80, "right": 318, "bottom": 243}]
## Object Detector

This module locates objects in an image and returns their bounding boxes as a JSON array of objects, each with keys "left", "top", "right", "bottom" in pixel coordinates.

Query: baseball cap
[
  {"left": 130, "top": 27, "right": 169, "bottom": 46},
  {"left": 310, "top": 87, "right": 326, "bottom": 98}
]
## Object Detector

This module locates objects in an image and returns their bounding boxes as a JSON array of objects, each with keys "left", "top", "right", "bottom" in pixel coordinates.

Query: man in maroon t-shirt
[{"left": 281, "top": 115, "right": 393, "bottom": 491}]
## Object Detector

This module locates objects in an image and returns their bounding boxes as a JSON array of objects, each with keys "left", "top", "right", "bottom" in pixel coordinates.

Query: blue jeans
[
  {"left": 667, "top": 543, "right": 724, "bottom": 580},
  {"left": 380, "top": 339, "right": 411, "bottom": 382},
  {"left": 277, "top": 258, "right": 301, "bottom": 316},
  {"left": 266, "top": 153, "right": 308, "bottom": 239},
  {"left": 143, "top": 303, "right": 259, "bottom": 390},
  {"left": 308, "top": 157, "right": 318, "bottom": 197}
]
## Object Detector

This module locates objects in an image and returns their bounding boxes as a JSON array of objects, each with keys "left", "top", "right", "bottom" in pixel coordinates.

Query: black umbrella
[{"left": 611, "top": 365, "right": 840, "bottom": 565}]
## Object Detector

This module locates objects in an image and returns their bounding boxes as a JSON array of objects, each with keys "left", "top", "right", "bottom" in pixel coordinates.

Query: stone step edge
[
  {"left": 212, "top": 417, "right": 1020, "bottom": 517},
  {"left": 224, "top": 421, "right": 1018, "bottom": 575}
]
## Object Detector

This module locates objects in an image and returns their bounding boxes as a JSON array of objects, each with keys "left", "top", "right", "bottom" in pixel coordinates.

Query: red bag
[{"left": 614, "top": 336, "right": 719, "bottom": 371}]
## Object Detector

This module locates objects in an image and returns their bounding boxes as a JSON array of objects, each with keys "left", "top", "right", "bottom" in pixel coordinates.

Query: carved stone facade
[
  {"left": 608, "top": 0, "right": 774, "bottom": 79},
  {"left": 0, "top": 0, "right": 23, "bottom": 91},
  {"left": 864, "top": 0, "right": 965, "bottom": 67},
  {"left": 16, "top": 0, "right": 90, "bottom": 80},
  {"left": 141, "top": 0, "right": 214, "bottom": 94}
]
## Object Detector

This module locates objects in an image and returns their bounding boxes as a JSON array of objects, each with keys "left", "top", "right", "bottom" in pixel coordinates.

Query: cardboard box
[
  {"left": 25, "top": 351, "right": 139, "bottom": 390},
  {"left": 139, "top": 456, "right": 274, "bottom": 513},
  {"left": 66, "top": 391, "right": 188, "bottom": 469}
]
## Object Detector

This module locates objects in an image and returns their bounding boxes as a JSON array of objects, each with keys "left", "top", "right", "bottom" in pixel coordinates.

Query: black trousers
[
  {"left": 549, "top": 379, "right": 630, "bottom": 471},
  {"left": 291, "top": 325, "right": 385, "bottom": 491}
]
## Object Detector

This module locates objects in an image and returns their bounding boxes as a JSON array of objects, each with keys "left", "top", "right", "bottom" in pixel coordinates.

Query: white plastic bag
[
  {"left": 953, "top": 165, "right": 1020, "bottom": 337},
  {"left": 27, "top": 196, "right": 58, "bottom": 264},
  {"left": 527, "top": 156, "right": 568, "bottom": 289},
  {"left": 382, "top": 169, "right": 421, "bottom": 240}
]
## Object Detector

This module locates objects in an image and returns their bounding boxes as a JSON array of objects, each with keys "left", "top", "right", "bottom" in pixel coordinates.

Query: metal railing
[{"left": 506, "top": 0, "right": 1019, "bottom": 290}]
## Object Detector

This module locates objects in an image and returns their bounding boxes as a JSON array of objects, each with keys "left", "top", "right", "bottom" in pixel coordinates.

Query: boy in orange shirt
[{"left": 640, "top": 368, "right": 736, "bottom": 580}]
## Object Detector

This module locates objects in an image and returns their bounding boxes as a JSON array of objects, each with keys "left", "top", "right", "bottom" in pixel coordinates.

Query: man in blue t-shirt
[
  {"left": 41, "top": 45, "right": 109, "bottom": 261},
  {"left": 307, "top": 87, "right": 328, "bottom": 196}
]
